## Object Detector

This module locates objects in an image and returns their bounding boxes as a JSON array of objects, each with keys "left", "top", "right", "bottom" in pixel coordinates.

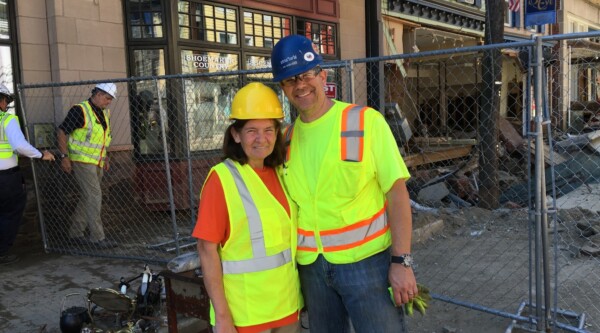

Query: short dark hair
[{"left": 222, "top": 119, "right": 285, "bottom": 167}]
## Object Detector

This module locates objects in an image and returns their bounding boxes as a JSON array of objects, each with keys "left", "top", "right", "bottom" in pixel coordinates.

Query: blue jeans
[{"left": 298, "top": 250, "right": 406, "bottom": 333}]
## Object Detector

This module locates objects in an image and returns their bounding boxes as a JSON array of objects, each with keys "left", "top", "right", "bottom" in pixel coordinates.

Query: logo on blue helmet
[{"left": 304, "top": 52, "right": 315, "bottom": 62}]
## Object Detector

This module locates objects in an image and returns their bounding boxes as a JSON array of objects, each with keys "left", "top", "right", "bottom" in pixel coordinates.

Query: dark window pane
[
  {"left": 0, "top": 2, "right": 9, "bottom": 39},
  {"left": 297, "top": 19, "right": 336, "bottom": 56},
  {"left": 128, "top": 0, "right": 163, "bottom": 39}
]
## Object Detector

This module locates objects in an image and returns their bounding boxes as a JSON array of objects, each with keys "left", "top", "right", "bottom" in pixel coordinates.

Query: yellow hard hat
[{"left": 230, "top": 82, "right": 283, "bottom": 120}]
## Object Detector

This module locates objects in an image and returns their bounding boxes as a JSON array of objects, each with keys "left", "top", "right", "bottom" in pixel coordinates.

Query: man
[
  {"left": 271, "top": 35, "right": 417, "bottom": 333},
  {"left": 0, "top": 84, "right": 55, "bottom": 265},
  {"left": 57, "top": 83, "right": 117, "bottom": 249}
]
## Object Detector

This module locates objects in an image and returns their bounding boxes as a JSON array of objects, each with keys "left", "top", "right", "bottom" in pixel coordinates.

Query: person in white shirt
[{"left": 0, "top": 83, "right": 54, "bottom": 265}]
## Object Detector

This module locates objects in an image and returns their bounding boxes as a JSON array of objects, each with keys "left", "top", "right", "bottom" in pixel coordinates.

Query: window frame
[
  {"left": 177, "top": 0, "right": 240, "bottom": 47},
  {"left": 241, "top": 9, "right": 292, "bottom": 52},
  {"left": 126, "top": 0, "right": 167, "bottom": 41},
  {"left": 296, "top": 17, "right": 338, "bottom": 59}
]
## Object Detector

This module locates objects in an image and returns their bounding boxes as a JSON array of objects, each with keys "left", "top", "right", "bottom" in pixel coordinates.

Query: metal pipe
[
  {"left": 542, "top": 62, "right": 559, "bottom": 328},
  {"left": 156, "top": 79, "right": 180, "bottom": 256},
  {"left": 433, "top": 295, "right": 590, "bottom": 333},
  {"left": 524, "top": 47, "right": 535, "bottom": 328},
  {"left": 349, "top": 60, "right": 356, "bottom": 105},
  {"left": 180, "top": 78, "right": 196, "bottom": 229},
  {"left": 16, "top": 85, "right": 48, "bottom": 252},
  {"left": 535, "top": 36, "right": 552, "bottom": 330},
  {"left": 533, "top": 34, "right": 545, "bottom": 330}
]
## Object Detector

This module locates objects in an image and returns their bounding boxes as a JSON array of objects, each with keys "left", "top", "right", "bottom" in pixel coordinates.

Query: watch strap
[
  {"left": 390, "top": 254, "right": 413, "bottom": 267},
  {"left": 390, "top": 255, "right": 407, "bottom": 264}
]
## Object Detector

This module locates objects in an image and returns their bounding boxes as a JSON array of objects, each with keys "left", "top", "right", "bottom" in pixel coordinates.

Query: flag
[{"left": 508, "top": 0, "right": 520, "bottom": 12}]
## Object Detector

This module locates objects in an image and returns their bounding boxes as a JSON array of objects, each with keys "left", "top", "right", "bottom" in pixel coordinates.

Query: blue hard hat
[{"left": 271, "top": 35, "right": 323, "bottom": 82}]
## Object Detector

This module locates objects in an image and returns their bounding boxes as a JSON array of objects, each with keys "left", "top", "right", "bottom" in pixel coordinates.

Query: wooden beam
[{"left": 404, "top": 146, "right": 473, "bottom": 167}]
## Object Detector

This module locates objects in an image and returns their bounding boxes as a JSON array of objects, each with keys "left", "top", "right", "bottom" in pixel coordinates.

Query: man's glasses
[{"left": 280, "top": 67, "right": 322, "bottom": 87}]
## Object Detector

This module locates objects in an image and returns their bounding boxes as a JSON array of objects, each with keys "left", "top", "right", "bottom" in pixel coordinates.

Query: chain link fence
[{"left": 17, "top": 32, "right": 600, "bottom": 332}]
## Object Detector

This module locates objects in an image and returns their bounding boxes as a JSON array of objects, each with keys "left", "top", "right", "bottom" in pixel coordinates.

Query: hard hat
[
  {"left": 271, "top": 35, "right": 323, "bottom": 82},
  {"left": 95, "top": 82, "right": 117, "bottom": 98},
  {"left": 0, "top": 83, "right": 14, "bottom": 104},
  {"left": 230, "top": 82, "right": 283, "bottom": 120}
]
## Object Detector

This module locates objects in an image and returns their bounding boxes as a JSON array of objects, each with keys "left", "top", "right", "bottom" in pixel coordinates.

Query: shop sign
[
  {"left": 324, "top": 83, "right": 337, "bottom": 99},
  {"left": 184, "top": 54, "right": 236, "bottom": 71}
]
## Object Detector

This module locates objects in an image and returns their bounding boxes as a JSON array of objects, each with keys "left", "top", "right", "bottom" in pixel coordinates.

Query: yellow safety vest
[
  {"left": 0, "top": 112, "right": 17, "bottom": 160},
  {"left": 68, "top": 101, "right": 111, "bottom": 167},
  {"left": 283, "top": 103, "right": 391, "bottom": 265},
  {"left": 208, "top": 159, "right": 301, "bottom": 327}
]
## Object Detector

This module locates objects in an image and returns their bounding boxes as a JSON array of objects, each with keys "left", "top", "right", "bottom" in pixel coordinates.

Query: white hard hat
[
  {"left": 95, "top": 82, "right": 117, "bottom": 99},
  {"left": 0, "top": 83, "right": 14, "bottom": 103}
]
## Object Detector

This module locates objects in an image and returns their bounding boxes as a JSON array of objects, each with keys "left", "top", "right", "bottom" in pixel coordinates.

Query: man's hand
[
  {"left": 41, "top": 150, "right": 55, "bottom": 161},
  {"left": 389, "top": 264, "right": 418, "bottom": 306},
  {"left": 61, "top": 157, "right": 72, "bottom": 173}
]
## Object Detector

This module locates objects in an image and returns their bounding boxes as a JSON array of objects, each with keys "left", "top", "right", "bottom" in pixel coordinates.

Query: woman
[{"left": 192, "top": 82, "right": 301, "bottom": 333}]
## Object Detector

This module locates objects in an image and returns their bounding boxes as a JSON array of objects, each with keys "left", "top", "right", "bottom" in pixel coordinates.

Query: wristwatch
[{"left": 391, "top": 254, "right": 414, "bottom": 268}]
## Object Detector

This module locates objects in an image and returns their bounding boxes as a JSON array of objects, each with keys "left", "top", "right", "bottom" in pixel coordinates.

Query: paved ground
[
  {"left": 0, "top": 231, "right": 169, "bottom": 333},
  {"left": 3, "top": 205, "right": 598, "bottom": 333}
]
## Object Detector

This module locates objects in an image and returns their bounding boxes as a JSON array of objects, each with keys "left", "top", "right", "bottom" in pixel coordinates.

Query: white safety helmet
[
  {"left": 0, "top": 83, "right": 14, "bottom": 104},
  {"left": 94, "top": 82, "right": 117, "bottom": 99}
]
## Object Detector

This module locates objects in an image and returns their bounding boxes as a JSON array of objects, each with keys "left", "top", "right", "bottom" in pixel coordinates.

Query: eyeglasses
[{"left": 280, "top": 67, "right": 322, "bottom": 87}]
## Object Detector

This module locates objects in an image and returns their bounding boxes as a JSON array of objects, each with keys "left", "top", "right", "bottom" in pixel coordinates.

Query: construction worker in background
[
  {"left": 0, "top": 84, "right": 55, "bottom": 265},
  {"left": 193, "top": 82, "right": 302, "bottom": 333},
  {"left": 57, "top": 83, "right": 117, "bottom": 249},
  {"left": 271, "top": 35, "right": 417, "bottom": 333}
]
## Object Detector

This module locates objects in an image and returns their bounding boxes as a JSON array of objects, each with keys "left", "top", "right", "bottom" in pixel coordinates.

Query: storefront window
[
  {"left": 0, "top": 2, "right": 9, "bottom": 40},
  {"left": 131, "top": 49, "right": 166, "bottom": 156},
  {"left": 124, "top": 1, "right": 339, "bottom": 155},
  {"left": 243, "top": 11, "right": 291, "bottom": 48},
  {"left": 180, "top": 50, "right": 239, "bottom": 151},
  {"left": 133, "top": 49, "right": 166, "bottom": 78},
  {"left": 179, "top": 1, "right": 237, "bottom": 44},
  {"left": 246, "top": 55, "right": 270, "bottom": 70},
  {"left": 297, "top": 19, "right": 336, "bottom": 56},
  {"left": 128, "top": 0, "right": 164, "bottom": 38},
  {"left": 0, "top": 1, "right": 14, "bottom": 114},
  {"left": 0, "top": 45, "right": 12, "bottom": 111}
]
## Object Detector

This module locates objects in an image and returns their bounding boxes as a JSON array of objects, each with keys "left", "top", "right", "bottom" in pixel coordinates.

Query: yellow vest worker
[
  {"left": 283, "top": 100, "right": 411, "bottom": 265},
  {"left": 206, "top": 160, "right": 301, "bottom": 326},
  {"left": 194, "top": 82, "right": 302, "bottom": 333},
  {"left": 68, "top": 100, "right": 112, "bottom": 168},
  {"left": 0, "top": 112, "right": 17, "bottom": 159},
  {"left": 1, "top": 84, "right": 54, "bottom": 266}
]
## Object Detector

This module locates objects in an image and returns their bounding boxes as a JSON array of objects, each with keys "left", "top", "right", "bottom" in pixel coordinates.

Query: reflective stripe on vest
[
  {"left": 340, "top": 105, "right": 366, "bottom": 162},
  {"left": 297, "top": 203, "right": 388, "bottom": 252},
  {"left": 221, "top": 159, "right": 292, "bottom": 274},
  {"left": 284, "top": 104, "right": 366, "bottom": 163},
  {"left": 68, "top": 101, "right": 110, "bottom": 166},
  {"left": 0, "top": 112, "right": 15, "bottom": 157}
]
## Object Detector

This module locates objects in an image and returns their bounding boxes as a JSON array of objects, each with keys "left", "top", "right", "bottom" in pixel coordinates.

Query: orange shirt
[{"left": 192, "top": 166, "right": 297, "bottom": 333}]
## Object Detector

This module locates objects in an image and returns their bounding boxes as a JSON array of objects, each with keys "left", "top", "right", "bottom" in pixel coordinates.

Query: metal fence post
[
  {"left": 181, "top": 78, "right": 196, "bottom": 229},
  {"left": 348, "top": 60, "right": 355, "bottom": 104},
  {"left": 533, "top": 34, "right": 552, "bottom": 331},
  {"left": 156, "top": 79, "right": 180, "bottom": 256}
]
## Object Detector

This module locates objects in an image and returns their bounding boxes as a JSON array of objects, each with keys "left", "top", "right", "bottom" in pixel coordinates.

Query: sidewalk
[{"left": 0, "top": 231, "right": 163, "bottom": 333}]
